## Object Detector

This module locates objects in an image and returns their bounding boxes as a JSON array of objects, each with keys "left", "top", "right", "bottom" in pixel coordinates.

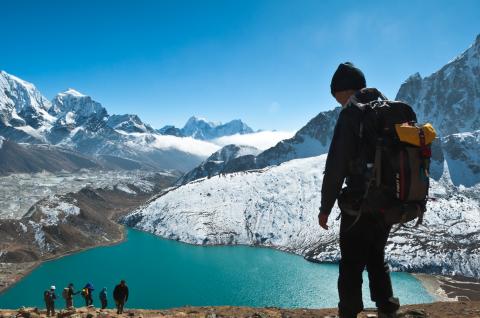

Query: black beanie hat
[{"left": 330, "top": 62, "right": 366, "bottom": 96}]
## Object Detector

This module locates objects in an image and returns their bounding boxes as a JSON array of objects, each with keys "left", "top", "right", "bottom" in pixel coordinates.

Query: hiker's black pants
[
  {"left": 338, "top": 213, "right": 399, "bottom": 317},
  {"left": 66, "top": 297, "right": 73, "bottom": 308},
  {"left": 84, "top": 294, "right": 93, "bottom": 306},
  {"left": 116, "top": 299, "right": 125, "bottom": 314},
  {"left": 45, "top": 301, "right": 55, "bottom": 316},
  {"left": 101, "top": 298, "right": 107, "bottom": 309}
]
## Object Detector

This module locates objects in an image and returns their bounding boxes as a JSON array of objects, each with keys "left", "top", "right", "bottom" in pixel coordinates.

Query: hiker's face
[{"left": 334, "top": 90, "right": 356, "bottom": 107}]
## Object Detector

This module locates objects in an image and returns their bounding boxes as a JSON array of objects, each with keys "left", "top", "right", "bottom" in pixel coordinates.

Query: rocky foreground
[{"left": 2, "top": 302, "right": 480, "bottom": 318}]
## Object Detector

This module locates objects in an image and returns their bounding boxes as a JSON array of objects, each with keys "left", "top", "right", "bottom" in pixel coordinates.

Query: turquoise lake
[{"left": 0, "top": 229, "right": 433, "bottom": 309}]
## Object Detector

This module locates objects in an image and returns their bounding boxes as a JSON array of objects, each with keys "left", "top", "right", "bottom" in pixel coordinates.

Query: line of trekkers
[{"left": 43, "top": 280, "right": 129, "bottom": 316}]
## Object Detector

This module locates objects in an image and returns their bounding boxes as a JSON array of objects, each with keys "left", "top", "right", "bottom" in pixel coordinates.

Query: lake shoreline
[
  {"left": 1, "top": 227, "right": 476, "bottom": 304},
  {"left": 414, "top": 273, "right": 480, "bottom": 301},
  {"left": 0, "top": 228, "right": 127, "bottom": 294}
]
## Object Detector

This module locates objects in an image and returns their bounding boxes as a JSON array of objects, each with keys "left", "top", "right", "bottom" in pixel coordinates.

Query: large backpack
[
  {"left": 343, "top": 90, "right": 437, "bottom": 226},
  {"left": 62, "top": 287, "right": 69, "bottom": 299},
  {"left": 44, "top": 290, "right": 53, "bottom": 302}
]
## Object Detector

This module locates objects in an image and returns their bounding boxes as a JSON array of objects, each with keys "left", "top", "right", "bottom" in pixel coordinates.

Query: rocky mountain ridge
[
  {"left": 395, "top": 34, "right": 480, "bottom": 136},
  {"left": 0, "top": 73, "right": 225, "bottom": 172},
  {"left": 158, "top": 116, "right": 254, "bottom": 140}
]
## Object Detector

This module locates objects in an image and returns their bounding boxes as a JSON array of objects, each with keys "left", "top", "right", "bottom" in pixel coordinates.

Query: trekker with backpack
[
  {"left": 43, "top": 285, "right": 57, "bottom": 317},
  {"left": 62, "top": 283, "right": 79, "bottom": 309},
  {"left": 99, "top": 287, "right": 108, "bottom": 309},
  {"left": 318, "top": 62, "right": 434, "bottom": 318},
  {"left": 81, "top": 282, "right": 95, "bottom": 306},
  {"left": 113, "top": 280, "right": 129, "bottom": 314}
]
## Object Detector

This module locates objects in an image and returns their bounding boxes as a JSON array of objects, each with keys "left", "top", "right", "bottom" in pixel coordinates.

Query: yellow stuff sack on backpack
[{"left": 395, "top": 123, "right": 436, "bottom": 146}]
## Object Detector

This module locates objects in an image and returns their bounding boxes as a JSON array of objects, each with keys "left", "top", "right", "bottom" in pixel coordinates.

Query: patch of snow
[
  {"left": 38, "top": 196, "right": 80, "bottom": 226},
  {"left": 65, "top": 111, "right": 76, "bottom": 125},
  {"left": 14, "top": 125, "right": 46, "bottom": 141},
  {"left": 131, "top": 180, "right": 155, "bottom": 193},
  {"left": 29, "top": 221, "right": 48, "bottom": 252},
  {"left": 59, "top": 88, "right": 86, "bottom": 98},
  {"left": 19, "top": 222, "right": 27, "bottom": 233},
  {"left": 116, "top": 184, "right": 137, "bottom": 195}
]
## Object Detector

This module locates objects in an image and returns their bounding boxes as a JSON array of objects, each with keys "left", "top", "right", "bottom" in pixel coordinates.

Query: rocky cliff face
[
  {"left": 396, "top": 35, "right": 480, "bottom": 136},
  {"left": 178, "top": 144, "right": 261, "bottom": 184}
]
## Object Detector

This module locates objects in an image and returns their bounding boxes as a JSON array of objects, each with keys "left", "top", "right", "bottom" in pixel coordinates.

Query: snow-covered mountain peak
[
  {"left": 182, "top": 116, "right": 217, "bottom": 136},
  {"left": 1, "top": 71, "right": 36, "bottom": 92},
  {"left": 448, "top": 33, "right": 480, "bottom": 65},
  {"left": 0, "top": 70, "right": 54, "bottom": 140},
  {"left": 51, "top": 89, "right": 107, "bottom": 121},
  {"left": 0, "top": 71, "right": 218, "bottom": 171},
  {"left": 168, "top": 116, "right": 254, "bottom": 140},
  {"left": 403, "top": 72, "right": 422, "bottom": 84},
  {"left": 106, "top": 114, "right": 155, "bottom": 133},
  {"left": 59, "top": 88, "right": 86, "bottom": 98},
  {"left": 396, "top": 34, "right": 480, "bottom": 136},
  {"left": 0, "top": 70, "right": 52, "bottom": 114},
  {"left": 185, "top": 115, "right": 216, "bottom": 125}
]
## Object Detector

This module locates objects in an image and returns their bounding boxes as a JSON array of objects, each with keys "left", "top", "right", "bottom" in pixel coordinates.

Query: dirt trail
[{"left": 2, "top": 301, "right": 480, "bottom": 318}]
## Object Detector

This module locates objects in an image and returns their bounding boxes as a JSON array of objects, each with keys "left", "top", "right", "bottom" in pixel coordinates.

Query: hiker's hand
[{"left": 318, "top": 212, "right": 329, "bottom": 230}]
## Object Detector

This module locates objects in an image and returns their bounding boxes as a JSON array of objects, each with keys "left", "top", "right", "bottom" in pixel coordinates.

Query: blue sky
[{"left": 2, "top": 0, "right": 479, "bottom": 131}]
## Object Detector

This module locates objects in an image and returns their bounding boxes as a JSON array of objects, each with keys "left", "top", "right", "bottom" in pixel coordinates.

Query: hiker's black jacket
[
  {"left": 113, "top": 285, "right": 129, "bottom": 302},
  {"left": 319, "top": 89, "right": 380, "bottom": 216},
  {"left": 67, "top": 286, "right": 79, "bottom": 298}
]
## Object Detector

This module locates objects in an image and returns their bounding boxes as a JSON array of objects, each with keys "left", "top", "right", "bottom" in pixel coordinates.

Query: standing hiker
[
  {"left": 318, "top": 62, "right": 402, "bottom": 318},
  {"left": 113, "top": 280, "right": 129, "bottom": 314},
  {"left": 44, "top": 285, "right": 57, "bottom": 317},
  {"left": 82, "top": 282, "right": 95, "bottom": 306},
  {"left": 99, "top": 287, "right": 108, "bottom": 309},
  {"left": 62, "top": 283, "right": 79, "bottom": 309}
]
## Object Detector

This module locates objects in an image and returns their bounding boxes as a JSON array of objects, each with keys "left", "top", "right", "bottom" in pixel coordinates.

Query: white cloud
[
  {"left": 211, "top": 130, "right": 295, "bottom": 150},
  {"left": 125, "top": 133, "right": 221, "bottom": 157}
]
